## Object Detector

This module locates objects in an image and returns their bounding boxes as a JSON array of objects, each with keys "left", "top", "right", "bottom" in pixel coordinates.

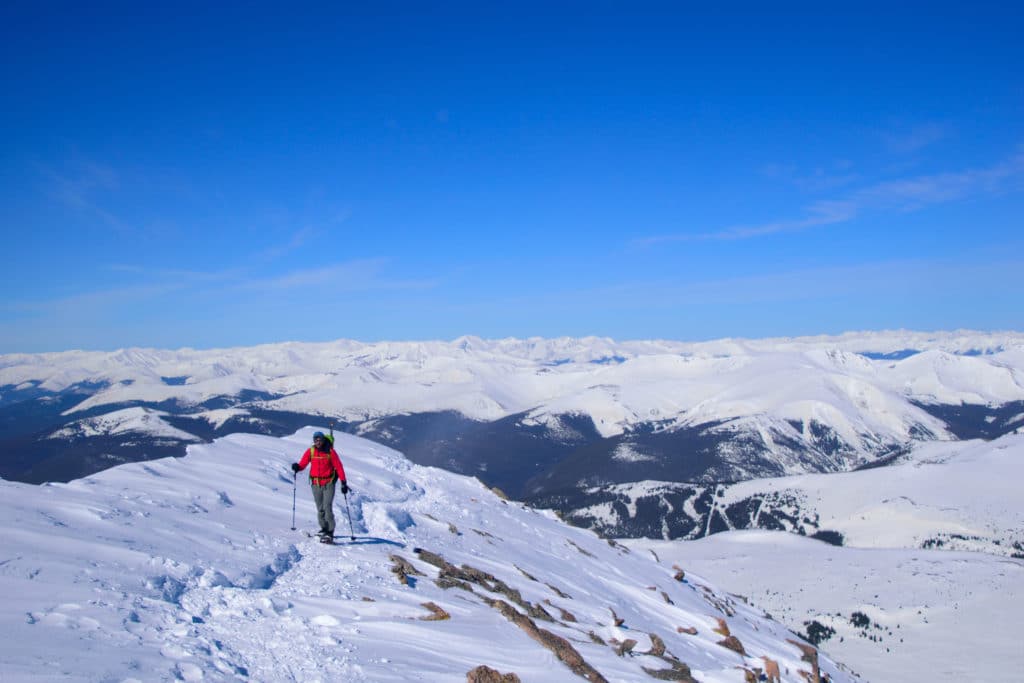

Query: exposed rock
[
  {"left": 466, "top": 665, "right": 521, "bottom": 683},
  {"left": 786, "top": 639, "right": 820, "bottom": 682},
  {"left": 615, "top": 639, "right": 637, "bottom": 657},
  {"left": 567, "top": 539, "right": 595, "bottom": 557},
  {"left": 701, "top": 590, "right": 737, "bottom": 616},
  {"left": 677, "top": 626, "right": 698, "bottom": 636},
  {"left": 389, "top": 554, "right": 424, "bottom": 585},
  {"left": 515, "top": 565, "right": 538, "bottom": 582},
  {"left": 646, "top": 633, "right": 666, "bottom": 657},
  {"left": 485, "top": 598, "right": 608, "bottom": 683},
  {"left": 606, "top": 538, "right": 629, "bottom": 552},
  {"left": 760, "top": 656, "right": 781, "bottom": 683},
  {"left": 545, "top": 599, "right": 578, "bottom": 623},
  {"left": 419, "top": 601, "right": 451, "bottom": 621},
  {"left": 641, "top": 659, "right": 697, "bottom": 681},
  {"left": 717, "top": 635, "right": 747, "bottom": 656},
  {"left": 547, "top": 583, "right": 572, "bottom": 599},
  {"left": 413, "top": 547, "right": 451, "bottom": 570},
  {"left": 452, "top": 564, "right": 554, "bottom": 622},
  {"left": 437, "top": 574, "right": 475, "bottom": 592},
  {"left": 735, "top": 667, "right": 758, "bottom": 683}
]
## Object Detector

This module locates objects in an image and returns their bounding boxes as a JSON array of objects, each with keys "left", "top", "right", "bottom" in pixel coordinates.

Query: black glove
[
  {"left": 340, "top": 480, "right": 349, "bottom": 495},
  {"left": 290, "top": 462, "right": 301, "bottom": 473}
]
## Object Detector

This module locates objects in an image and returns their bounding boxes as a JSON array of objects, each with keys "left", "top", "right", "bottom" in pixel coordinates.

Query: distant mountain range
[{"left": 3, "top": 331, "right": 1023, "bottom": 540}]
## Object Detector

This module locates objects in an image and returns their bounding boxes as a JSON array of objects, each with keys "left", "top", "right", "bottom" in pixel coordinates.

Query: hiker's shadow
[{"left": 347, "top": 536, "right": 405, "bottom": 548}]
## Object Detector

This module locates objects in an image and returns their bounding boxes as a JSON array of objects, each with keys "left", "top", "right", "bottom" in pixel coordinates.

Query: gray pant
[{"left": 311, "top": 480, "right": 336, "bottom": 535}]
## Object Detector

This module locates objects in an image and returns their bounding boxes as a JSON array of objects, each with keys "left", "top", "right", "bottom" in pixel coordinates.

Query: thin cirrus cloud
[
  {"left": 636, "top": 148, "right": 1024, "bottom": 246},
  {"left": 2, "top": 260, "right": 437, "bottom": 327},
  {"left": 236, "top": 259, "right": 440, "bottom": 293},
  {"left": 881, "top": 122, "right": 952, "bottom": 155},
  {"left": 38, "top": 159, "right": 132, "bottom": 234},
  {"left": 2, "top": 281, "right": 186, "bottom": 318}
]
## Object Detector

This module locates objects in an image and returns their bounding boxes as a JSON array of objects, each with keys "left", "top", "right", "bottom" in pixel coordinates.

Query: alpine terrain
[{"left": 1, "top": 428, "right": 858, "bottom": 682}]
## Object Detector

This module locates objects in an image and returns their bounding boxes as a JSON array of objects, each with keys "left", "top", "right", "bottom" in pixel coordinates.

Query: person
[{"left": 291, "top": 431, "right": 349, "bottom": 543}]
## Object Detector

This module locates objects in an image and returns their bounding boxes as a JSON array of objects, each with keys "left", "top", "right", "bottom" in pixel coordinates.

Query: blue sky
[{"left": 2, "top": 3, "right": 1022, "bottom": 353}]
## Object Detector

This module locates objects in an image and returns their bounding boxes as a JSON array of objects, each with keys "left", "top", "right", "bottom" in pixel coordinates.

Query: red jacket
[{"left": 296, "top": 446, "right": 346, "bottom": 485}]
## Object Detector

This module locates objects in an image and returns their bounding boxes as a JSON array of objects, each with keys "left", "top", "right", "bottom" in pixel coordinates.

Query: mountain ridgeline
[{"left": 2, "top": 332, "right": 1023, "bottom": 542}]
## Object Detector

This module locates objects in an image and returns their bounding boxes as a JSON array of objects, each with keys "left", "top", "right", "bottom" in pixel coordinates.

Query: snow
[
  {"left": 0, "top": 428, "right": 856, "bottom": 682},
  {"left": 713, "top": 433, "right": 1024, "bottom": 554},
  {"left": 631, "top": 533, "right": 1024, "bottom": 683},
  {"left": 616, "top": 433, "right": 1024, "bottom": 682},
  {"left": 4, "top": 332, "right": 1023, "bottom": 457},
  {"left": 49, "top": 406, "right": 202, "bottom": 442},
  {"left": 611, "top": 443, "right": 658, "bottom": 464},
  {"left": 193, "top": 408, "right": 253, "bottom": 429}
]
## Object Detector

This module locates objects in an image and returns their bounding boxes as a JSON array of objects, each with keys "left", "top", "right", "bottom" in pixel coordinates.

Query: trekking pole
[
  {"left": 291, "top": 471, "right": 297, "bottom": 531},
  {"left": 342, "top": 490, "right": 355, "bottom": 541}
]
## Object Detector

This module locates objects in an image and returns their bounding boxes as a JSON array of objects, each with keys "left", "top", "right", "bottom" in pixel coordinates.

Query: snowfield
[
  {"left": 1, "top": 429, "right": 856, "bottom": 682},
  {"left": 706, "top": 433, "right": 1024, "bottom": 554},
  {"left": 633, "top": 532, "right": 1024, "bottom": 683},
  {"left": 622, "top": 432, "right": 1024, "bottom": 682}
]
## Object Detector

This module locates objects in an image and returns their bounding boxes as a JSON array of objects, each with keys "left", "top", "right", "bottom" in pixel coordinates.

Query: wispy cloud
[
  {"left": 459, "top": 253, "right": 1024, "bottom": 321},
  {"left": 881, "top": 122, "right": 952, "bottom": 155},
  {"left": 1, "top": 281, "right": 186, "bottom": 316},
  {"left": 102, "top": 258, "right": 438, "bottom": 297},
  {"left": 636, "top": 199, "right": 857, "bottom": 245},
  {"left": 238, "top": 259, "right": 440, "bottom": 292},
  {"left": 253, "top": 227, "right": 320, "bottom": 262},
  {"left": 106, "top": 264, "right": 245, "bottom": 284},
  {"left": 1, "top": 258, "right": 440, "bottom": 329},
  {"left": 637, "top": 148, "right": 1024, "bottom": 246},
  {"left": 859, "top": 150, "right": 1024, "bottom": 210},
  {"left": 252, "top": 202, "right": 352, "bottom": 259},
  {"left": 37, "top": 159, "right": 134, "bottom": 234},
  {"left": 760, "top": 161, "right": 860, "bottom": 193}
]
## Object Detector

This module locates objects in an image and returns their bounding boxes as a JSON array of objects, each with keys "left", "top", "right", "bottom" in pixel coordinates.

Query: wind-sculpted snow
[{"left": 0, "top": 429, "right": 858, "bottom": 682}]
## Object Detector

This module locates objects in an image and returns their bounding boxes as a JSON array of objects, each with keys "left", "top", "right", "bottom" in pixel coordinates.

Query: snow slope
[
  {"left": 49, "top": 406, "right": 202, "bottom": 442},
  {"left": 633, "top": 532, "right": 1024, "bottom": 683},
  {"left": 704, "top": 433, "right": 1024, "bottom": 554},
  {"left": 0, "top": 429, "right": 854, "bottom": 683},
  {"left": 616, "top": 433, "right": 1024, "bottom": 683}
]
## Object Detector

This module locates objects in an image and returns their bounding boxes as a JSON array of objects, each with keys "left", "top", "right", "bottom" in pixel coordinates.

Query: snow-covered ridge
[
  {"left": 49, "top": 406, "right": 202, "bottom": 442},
  {"left": 0, "top": 429, "right": 856, "bottom": 682}
]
